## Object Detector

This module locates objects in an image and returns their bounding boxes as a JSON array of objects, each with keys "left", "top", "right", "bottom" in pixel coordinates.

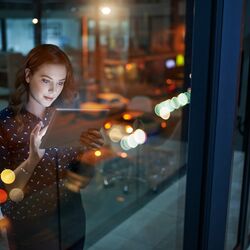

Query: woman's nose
[{"left": 48, "top": 83, "right": 55, "bottom": 93}]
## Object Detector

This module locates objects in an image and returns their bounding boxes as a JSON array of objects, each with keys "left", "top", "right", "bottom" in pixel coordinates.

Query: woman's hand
[
  {"left": 65, "top": 170, "right": 91, "bottom": 193},
  {"left": 28, "top": 122, "right": 48, "bottom": 165},
  {"left": 80, "top": 129, "right": 104, "bottom": 151}
]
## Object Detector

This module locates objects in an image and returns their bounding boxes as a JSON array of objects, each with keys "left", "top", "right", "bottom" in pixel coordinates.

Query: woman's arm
[
  {"left": 2, "top": 122, "right": 47, "bottom": 191},
  {"left": 7, "top": 157, "right": 39, "bottom": 191}
]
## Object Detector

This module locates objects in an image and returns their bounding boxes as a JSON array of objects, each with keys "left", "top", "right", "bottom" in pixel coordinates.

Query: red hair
[{"left": 9, "top": 44, "right": 77, "bottom": 128}]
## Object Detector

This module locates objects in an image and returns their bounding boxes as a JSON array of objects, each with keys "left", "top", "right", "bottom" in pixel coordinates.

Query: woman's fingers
[
  {"left": 39, "top": 125, "right": 48, "bottom": 138},
  {"left": 30, "top": 123, "right": 41, "bottom": 147},
  {"left": 80, "top": 135, "right": 104, "bottom": 146},
  {"left": 80, "top": 137, "right": 103, "bottom": 150},
  {"left": 32, "top": 122, "right": 42, "bottom": 136},
  {"left": 80, "top": 129, "right": 104, "bottom": 150}
]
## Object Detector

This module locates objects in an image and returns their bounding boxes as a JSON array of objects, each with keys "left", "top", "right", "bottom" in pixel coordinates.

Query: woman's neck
[{"left": 25, "top": 100, "right": 45, "bottom": 119}]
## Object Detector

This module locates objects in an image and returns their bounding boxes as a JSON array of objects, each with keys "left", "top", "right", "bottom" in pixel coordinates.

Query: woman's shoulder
[
  {"left": 0, "top": 106, "right": 14, "bottom": 121},
  {"left": 0, "top": 106, "right": 15, "bottom": 128}
]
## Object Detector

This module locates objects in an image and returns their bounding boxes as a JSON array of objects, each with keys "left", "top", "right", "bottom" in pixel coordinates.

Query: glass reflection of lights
[
  {"left": 123, "top": 113, "right": 132, "bottom": 120},
  {"left": 170, "top": 97, "right": 181, "bottom": 109},
  {"left": 95, "top": 150, "right": 102, "bottom": 157},
  {"left": 177, "top": 93, "right": 188, "bottom": 106},
  {"left": 176, "top": 54, "right": 185, "bottom": 66},
  {"left": 9, "top": 188, "right": 24, "bottom": 202},
  {"left": 165, "top": 59, "right": 176, "bottom": 69},
  {"left": 161, "top": 122, "right": 167, "bottom": 128},
  {"left": 32, "top": 18, "right": 39, "bottom": 24},
  {"left": 125, "top": 63, "right": 133, "bottom": 71},
  {"left": 154, "top": 90, "right": 191, "bottom": 119},
  {"left": 120, "top": 152, "right": 128, "bottom": 158},
  {"left": 127, "top": 135, "right": 138, "bottom": 148},
  {"left": 0, "top": 189, "right": 8, "bottom": 204},
  {"left": 125, "top": 125, "right": 133, "bottom": 134},
  {"left": 159, "top": 107, "right": 171, "bottom": 120},
  {"left": 104, "top": 122, "right": 112, "bottom": 129},
  {"left": 120, "top": 137, "right": 131, "bottom": 151},
  {"left": 109, "top": 126, "right": 123, "bottom": 142},
  {"left": 120, "top": 129, "right": 147, "bottom": 151},
  {"left": 133, "top": 129, "right": 147, "bottom": 144},
  {"left": 1, "top": 169, "right": 15, "bottom": 184},
  {"left": 100, "top": 6, "right": 111, "bottom": 15}
]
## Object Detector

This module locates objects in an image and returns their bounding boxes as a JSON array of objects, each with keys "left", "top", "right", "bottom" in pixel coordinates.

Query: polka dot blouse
[{"left": 0, "top": 107, "right": 81, "bottom": 221}]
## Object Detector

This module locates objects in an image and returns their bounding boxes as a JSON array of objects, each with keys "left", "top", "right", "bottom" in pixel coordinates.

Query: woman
[{"left": 0, "top": 44, "right": 103, "bottom": 249}]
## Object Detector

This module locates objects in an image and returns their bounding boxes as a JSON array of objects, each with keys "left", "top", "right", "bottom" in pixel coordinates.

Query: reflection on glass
[{"left": 0, "top": 0, "right": 188, "bottom": 249}]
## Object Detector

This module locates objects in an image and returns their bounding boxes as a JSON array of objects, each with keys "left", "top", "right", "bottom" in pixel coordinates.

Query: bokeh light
[
  {"left": 109, "top": 126, "right": 123, "bottom": 142},
  {"left": 32, "top": 18, "right": 39, "bottom": 24},
  {"left": 100, "top": 6, "right": 111, "bottom": 15},
  {"left": 177, "top": 93, "right": 188, "bottom": 106},
  {"left": 170, "top": 97, "right": 180, "bottom": 109},
  {"left": 126, "top": 135, "right": 138, "bottom": 148},
  {"left": 120, "top": 152, "right": 128, "bottom": 158},
  {"left": 1, "top": 169, "right": 15, "bottom": 184},
  {"left": 125, "top": 125, "right": 133, "bottom": 134},
  {"left": 9, "top": 188, "right": 24, "bottom": 202},
  {"left": 159, "top": 107, "right": 171, "bottom": 120},
  {"left": 176, "top": 54, "right": 185, "bottom": 66},
  {"left": 0, "top": 189, "right": 7, "bottom": 204},
  {"left": 104, "top": 122, "right": 112, "bottom": 129},
  {"left": 161, "top": 122, "right": 167, "bottom": 128},
  {"left": 123, "top": 113, "right": 132, "bottom": 120},
  {"left": 133, "top": 129, "right": 147, "bottom": 144},
  {"left": 154, "top": 89, "right": 191, "bottom": 119},
  {"left": 120, "top": 137, "right": 131, "bottom": 151},
  {"left": 95, "top": 150, "right": 102, "bottom": 157},
  {"left": 116, "top": 196, "right": 125, "bottom": 202},
  {"left": 125, "top": 63, "right": 133, "bottom": 71},
  {"left": 165, "top": 59, "right": 175, "bottom": 69}
]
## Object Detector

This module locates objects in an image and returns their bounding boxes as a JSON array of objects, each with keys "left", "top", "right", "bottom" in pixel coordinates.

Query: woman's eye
[
  {"left": 57, "top": 81, "right": 65, "bottom": 86},
  {"left": 42, "top": 78, "right": 50, "bottom": 84}
]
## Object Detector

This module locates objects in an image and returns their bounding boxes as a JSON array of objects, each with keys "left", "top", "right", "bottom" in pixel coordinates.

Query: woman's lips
[{"left": 44, "top": 96, "right": 54, "bottom": 101}]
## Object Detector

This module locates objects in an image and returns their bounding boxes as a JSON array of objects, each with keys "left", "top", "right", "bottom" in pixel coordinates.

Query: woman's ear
[{"left": 25, "top": 68, "right": 31, "bottom": 83}]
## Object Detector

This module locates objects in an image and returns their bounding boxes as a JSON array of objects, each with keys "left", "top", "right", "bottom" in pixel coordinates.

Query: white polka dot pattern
[{"left": 0, "top": 107, "right": 82, "bottom": 221}]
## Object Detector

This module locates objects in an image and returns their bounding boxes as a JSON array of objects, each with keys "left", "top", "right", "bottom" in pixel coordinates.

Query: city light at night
[
  {"left": 154, "top": 90, "right": 191, "bottom": 120},
  {"left": 1, "top": 169, "right": 15, "bottom": 184}
]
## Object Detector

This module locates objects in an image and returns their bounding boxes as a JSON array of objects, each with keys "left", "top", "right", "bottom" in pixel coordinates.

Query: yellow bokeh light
[
  {"left": 123, "top": 113, "right": 132, "bottom": 120},
  {"left": 125, "top": 125, "right": 133, "bottom": 134},
  {"left": 176, "top": 54, "right": 185, "bottom": 66},
  {"left": 1, "top": 169, "right": 15, "bottom": 184},
  {"left": 95, "top": 150, "right": 102, "bottom": 157},
  {"left": 104, "top": 122, "right": 112, "bottom": 129}
]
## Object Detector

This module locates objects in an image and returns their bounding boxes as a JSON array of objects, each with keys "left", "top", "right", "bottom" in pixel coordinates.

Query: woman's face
[{"left": 25, "top": 63, "right": 66, "bottom": 108}]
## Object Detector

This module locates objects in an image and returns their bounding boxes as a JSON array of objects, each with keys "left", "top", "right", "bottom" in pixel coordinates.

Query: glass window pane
[
  {"left": 225, "top": 0, "right": 250, "bottom": 248},
  {"left": 0, "top": 1, "right": 189, "bottom": 249},
  {"left": 6, "top": 19, "right": 34, "bottom": 54}
]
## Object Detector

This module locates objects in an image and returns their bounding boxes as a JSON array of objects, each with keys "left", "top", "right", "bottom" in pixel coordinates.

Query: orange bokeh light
[
  {"left": 123, "top": 114, "right": 132, "bottom": 120},
  {"left": 161, "top": 122, "right": 167, "bottom": 128},
  {"left": 0, "top": 189, "right": 7, "bottom": 204},
  {"left": 104, "top": 122, "right": 112, "bottom": 129}
]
